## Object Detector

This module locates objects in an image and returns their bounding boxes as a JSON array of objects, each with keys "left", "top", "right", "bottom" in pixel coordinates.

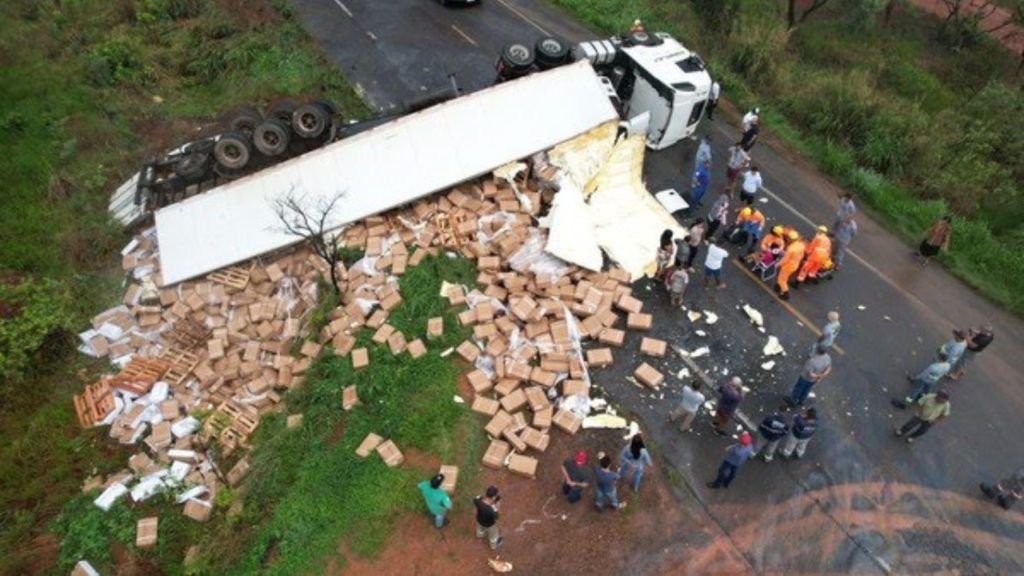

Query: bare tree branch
[{"left": 273, "top": 188, "right": 349, "bottom": 295}]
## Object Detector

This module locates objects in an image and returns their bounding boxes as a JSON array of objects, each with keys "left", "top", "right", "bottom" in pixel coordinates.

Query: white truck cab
[{"left": 576, "top": 31, "right": 712, "bottom": 150}]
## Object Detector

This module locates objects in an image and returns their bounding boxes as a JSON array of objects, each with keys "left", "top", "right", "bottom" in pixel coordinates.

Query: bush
[
  {"left": 857, "top": 103, "right": 927, "bottom": 176},
  {"left": 0, "top": 279, "right": 75, "bottom": 393},
  {"left": 135, "top": 0, "right": 205, "bottom": 24},
  {"left": 51, "top": 494, "right": 137, "bottom": 572},
  {"left": 87, "top": 37, "right": 151, "bottom": 87},
  {"left": 780, "top": 70, "right": 878, "bottom": 149},
  {"left": 725, "top": 5, "right": 788, "bottom": 84}
]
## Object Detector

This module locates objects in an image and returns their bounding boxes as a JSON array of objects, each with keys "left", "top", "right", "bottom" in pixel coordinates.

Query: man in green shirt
[
  {"left": 894, "top": 391, "right": 951, "bottom": 444},
  {"left": 418, "top": 474, "right": 452, "bottom": 528}
]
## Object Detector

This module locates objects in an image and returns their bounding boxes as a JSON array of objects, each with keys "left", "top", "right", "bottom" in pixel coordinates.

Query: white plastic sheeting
[{"left": 155, "top": 62, "right": 618, "bottom": 285}]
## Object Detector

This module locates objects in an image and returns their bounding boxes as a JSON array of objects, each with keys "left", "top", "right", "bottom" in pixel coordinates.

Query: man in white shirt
[
  {"left": 668, "top": 381, "right": 706, "bottom": 432},
  {"left": 706, "top": 81, "right": 721, "bottom": 120},
  {"left": 740, "top": 166, "right": 763, "bottom": 205},
  {"left": 742, "top": 107, "right": 760, "bottom": 132},
  {"left": 703, "top": 237, "right": 729, "bottom": 289},
  {"left": 726, "top": 144, "right": 750, "bottom": 196}
]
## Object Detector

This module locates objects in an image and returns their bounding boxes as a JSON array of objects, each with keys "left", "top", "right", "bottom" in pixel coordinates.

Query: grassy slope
[
  {"left": 547, "top": 0, "right": 1024, "bottom": 315},
  {"left": 0, "top": 0, "right": 369, "bottom": 572}
]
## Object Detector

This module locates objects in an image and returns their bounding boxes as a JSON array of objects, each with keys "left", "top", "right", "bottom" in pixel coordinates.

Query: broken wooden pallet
[
  {"left": 109, "top": 357, "right": 171, "bottom": 395},
  {"left": 208, "top": 265, "right": 251, "bottom": 290},
  {"left": 73, "top": 380, "right": 116, "bottom": 428},
  {"left": 160, "top": 346, "right": 200, "bottom": 385},
  {"left": 164, "top": 318, "right": 210, "bottom": 350}
]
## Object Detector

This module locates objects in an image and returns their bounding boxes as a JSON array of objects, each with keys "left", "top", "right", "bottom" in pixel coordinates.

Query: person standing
[
  {"left": 707, "top": 431, "right": 755, "bottom": 489},
  {"left": 684, "top": 219, "right": 706, "bottom": 271},
  {"left": 706, "top": 192, "right": 731, "bottom": 239},
  {"left": 779, "top": 408, "right": 818, "bottom": 459},
  {"left": 812, "top": 311, "right": 842, "bottom": 354},
  {"left": 832, "top": 193, "right": 857, "bottom": 232},
  {"left": 951, "top": 323, "right": 994, "bottom": 379},
  {"left": 914, "top": 215, "right": 953, "bottom": 265},
  {"left": 725, "top": 143, "right": 751, "bottom": 197},
  {"left": 473, "top": 486, "right": 503, "bottom": 549},
  {"left": 713, "top": 377, "right": 744, "bottom": 436},
  {"left": 619, "top": 433, "right": 654, "bottom": 492},
  {"left": 776, "top": 230, "right": 806, "bottom": 301},
  {"left": 892, "top": 352, "right": 951, "bottom": 409},
  {"left": 694, "top": 134, "right": 712, "bottom": 170},
  {"left": 740, "top": 113, "right": 760, "bottom": 152},
  {"left": 673, "top": 235, "right": 690, "bottom": 269},
  {"left": 594, "top": 453, "right": 628, "bottom": 511},
  {"left": 742, "top": 107, "right": 760, "bottom": 133},
  {"left": 980, "top": 468, "right": 1024, "bottom": 510},
  {"left": 894, "top": 391, "right": 951, "bottom": 444},
  {"left": 703, "top": 237, "right": 729, "bottom": 290},
  {"left": 655, "top": 229, "right": 674, "bottom": 281},
  {"left": 706, "top": 80, "right": 721, "bottom": 120},
  {"left": 785, "top": 345, "right": 832, "bottom": 408},
  {"left": 796, "top": 226, "right": 832, "bottom": 285},
  {"left": 739, "top": 166, "right": 763, "bottom": 206},
  {"left": 691, "top": 157, "right": 712, "bottom": 206},
  {"left": 560, "top": 450, "right": 590, "bottom": 503},
  {"left": 418, "top": 474, "right": 453, "bottom": 529},
  {"left": 666, "top": 265, "right": 689, "bottom": 307},
  {"left": 668, "top": 381, "right": 706, "bottom": 432},
  {"left": 940, "top": 330, "right": 968, "bottom": 374},
  {"left": 755, "top": 413, "right": 789, "bottom": 462},
  {"left": 832, "top": 217, "right": 858, "bottom": 270}
]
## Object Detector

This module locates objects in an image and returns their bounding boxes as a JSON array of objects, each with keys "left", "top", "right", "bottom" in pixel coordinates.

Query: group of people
[
  {"left": 418, "top": 474, "right": 504, "bottom": 550},
  {"left": 560, "top": 434, "right": 654, "bottom": 511}
]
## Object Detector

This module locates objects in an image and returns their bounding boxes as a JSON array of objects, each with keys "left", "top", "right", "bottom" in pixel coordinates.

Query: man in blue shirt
[
  {"left": 594, "top": 454, "right": 628, "bottom": 512},
  {"left": 892, "top": 351, "right": 950, "bottom": 409},
  {"left": 691, "top": 160, "right": 711, "bottom": 207},
  {"left": 756, "top": 413, "right": 789, "bottom": 462},
  {"left": 707, "top": 432, "right": 754, "bottom": 489},
  {"left": 780, "top": 408, "right": 818, "bottom": 459}
]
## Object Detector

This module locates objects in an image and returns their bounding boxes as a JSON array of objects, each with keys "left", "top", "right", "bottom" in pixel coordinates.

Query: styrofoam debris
[
  {"left": 857, "top": 305, "right": 867, "bottom": 310},
  {"left": 703, "top": 401, "right": 715, "bottom": 411},
  {"left": 588, "top": 398, "right": 608, "bottom": 411},
  {"left": 757, "top": 327, "right": 766, "bottom": 333},
  {"left": 689, "top": 346, "right": 710, "bottom": 358},
  {"left": 94, "top": 482, "right": 128, "bottom": 511},
  {"left": 453, "top": 395, "right": 465, "bottom": 404},
  {"left": 742, "top": 304, "right": 764, "bottom": 327},
  {"left": 168, "top": 449, "right": 198, "bottom": 462},
  {"left": 703, "top": 311, "right": 719, "bottom": 325},
  {"left": 175, "top": 485, "right": 209, "bottom": 504},
  {"left": 131, "top": 471, "right": 169, "bottom": 502},
  {"left": 676, "top": 368, "right": 691, "bottom": 379},
  {"left": 440, "top": 347, "right": 455, "bottom": 358},
  {"left": 622, "top": 420, "right": 641, "bottom": 440},
  {"left": 741, "top": 386, "right": 751, "bottom": 393},
  {"left": 695, "top": 330, "right": 707, "bottom": 337},
  {"left": 74, "top": 561, "right": 101, "bottom": 576},
  {"left": 168, "top": 461, "right": 191, "bottom": 483},
  {"left": 884, "top": 315, "right": 892, "bottom": 321},
  {"left": 761, "top": 361, "right": 776, "bottom": 371},
  {"left": 582, "top": 413, "right": 628, "bottom": 429},
  {"left": 687, "top": 311, "right": 702, "bottom": 322},
  {"left": 171, "top": 416, "right": 200, "bottom": 439},
  {"left": 763, "top": 336, "right": 785, "bottom": 357},
  {"left": 758, "top": 197, "right": 769, "bottom": 204}
]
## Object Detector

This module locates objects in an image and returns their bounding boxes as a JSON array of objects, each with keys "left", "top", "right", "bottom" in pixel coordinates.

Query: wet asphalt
[{"left": 287, "top": 1, "right": 1024, "bottom": 572}]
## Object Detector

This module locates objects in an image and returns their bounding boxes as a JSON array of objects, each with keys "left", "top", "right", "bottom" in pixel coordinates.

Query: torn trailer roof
[{"left": 155, "top": 61, "right": 619, "bottom": 286}]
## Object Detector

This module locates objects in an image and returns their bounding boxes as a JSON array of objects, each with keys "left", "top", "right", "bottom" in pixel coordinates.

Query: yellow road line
[
  {"left": 450, "top": 24, "right": 478, "bottom": 47},
  {"left": 730, "top": 259, "right": 847, "bottom": 357},
  {"left": 492, "top": 0, "right": 551, "bottom": 36}
]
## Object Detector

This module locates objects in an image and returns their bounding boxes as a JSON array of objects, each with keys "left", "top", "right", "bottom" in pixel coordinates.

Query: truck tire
[
  {"left": 534, "top": 37, "right": 569, "bottom": 70},
  {"left": 213, "top": 131, "right": 252, "bottom": 170},
  {"left": 314, "top": 99, "right": 338, "bottom": 119},
  {"left": 500, "top": 42, "right": 534, "bottom": 69},
  {"left": 292, "top": 103, "right": 329, "bottom": 139},
  {"left": 253, "top": 118, "right": 291, "bottom": 156},
  {"left": 269, "top": 101, "right": 298, "bottom": 124},
  {"left": 173, "top": 151, "right": 209, "bottom": 179},
  {"left": 229, "top": 107, "right": 262, "bottom": 139},
  {"left": 183, "top": 138, "right": 215, "bottom": 155}
]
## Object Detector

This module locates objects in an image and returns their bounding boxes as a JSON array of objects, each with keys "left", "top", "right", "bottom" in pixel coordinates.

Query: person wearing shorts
[{"left": 703, "top": 237, "right": 729, "bottom": 289}]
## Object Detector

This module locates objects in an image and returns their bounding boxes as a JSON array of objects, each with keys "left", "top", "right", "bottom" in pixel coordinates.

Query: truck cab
[{"left": 576, "top": 31, "right": 711, "bottom": 150}]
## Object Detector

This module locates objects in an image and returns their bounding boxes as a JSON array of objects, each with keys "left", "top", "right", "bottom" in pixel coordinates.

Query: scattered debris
[
  {"left": 857, "top": 305, "right": 867, "bottom": 310},
  {"left": 763, "top": 336, "right": 785, "bottom": 357},
  {"left": 582, "top": 413, "right": 628, "bottom": 429},
  {"left": 689, "top": 346, "right": 710, "bottom": 358},
  {"left": 488, "top": 558, "right": 514, "bottom": 573},
  {"left": 687, "top": 311, "right": 702, "bottom": 322},
  {"left": 761, "top": 361, "right": 776, "bottom": 371},
  {"left": 741, "top": 304, "right": 764, "bottom": 327},
  {"left": 703, "top": 311, "right": 719, "bottom": 325},
  {"left": 695, "top": 330, "right": 707, "bottom": 337}
]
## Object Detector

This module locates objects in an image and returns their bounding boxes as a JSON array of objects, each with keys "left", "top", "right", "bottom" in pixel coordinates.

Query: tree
[
  {"left": 273, "top": 189, "right": 347, "bottom": 295},
  {"left": 787, "top": 0, "right": 835, "bottom": 29}
]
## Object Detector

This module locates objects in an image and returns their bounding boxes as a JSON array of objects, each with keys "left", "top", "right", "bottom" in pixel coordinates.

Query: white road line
[
  {"left": 332, "top": 0, "right": 353, "bottom": 18},
  {"left": 492, "top": 0, "right": 551, "bottom": 36},
  {"left": 450, "top": 24, "right": 478, "bottom": 47}
]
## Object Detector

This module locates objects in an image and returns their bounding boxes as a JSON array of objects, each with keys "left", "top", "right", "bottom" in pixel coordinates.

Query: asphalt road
[{"left": 288, "top": 1, "right": 1024, "bottom": 572}]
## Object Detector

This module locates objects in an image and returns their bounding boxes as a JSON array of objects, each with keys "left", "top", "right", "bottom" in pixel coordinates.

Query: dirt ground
[{"left": 337, "top": 424, "right": 750, "bottom": 576}]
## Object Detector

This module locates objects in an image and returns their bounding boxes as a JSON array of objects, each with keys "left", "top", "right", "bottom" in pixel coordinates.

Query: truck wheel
[
  {"left": 501, "top": 42, "right": 534, "bottom": 69},
  {"left": 173, "top": 151, "right": 209, "bottom": 179},
  {"left": 229, "top": 107, "right": 262, "bottom": 139},
  {"left": 269, "top": 101, "right": 298, "bottom": 124},
  {"left": 292, "top": 103, "right": 329, "bottom": 139},
  {"left": 213, "top": 131, "right": 252, "bottom": 170},
  {"left": 534, "top": 37, "right": 569, "bottom": 69},
  {"left": 183, "top": 138, "right": 215, "bottom": 155},
  {"left": 253, "top": 118, "right": 291, "bottom": 156},
  {"left": 314, "top": 99, "right": 338, "bottom": 119}
]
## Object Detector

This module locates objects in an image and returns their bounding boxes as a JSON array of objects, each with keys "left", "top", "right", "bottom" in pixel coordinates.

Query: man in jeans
[
  {"left": 707, "top": 431, "right": 754, "bottom": 489},
  {"left": 417, "top": 474, "right": 452, "bottom": 529},
  {"left": 560, "top": 450, "right": 590, "bottom": 503},
  {"left": 668, "top": 381, "right": 705, "bottom": 432},
  {"left": 780, "top": 408, "right": 818, "bottom": 459},
  {"left": 892, "top": 352, "right": 950, "bottom": 410},
  {"left": 785, "top": 345, "right": 832, "bottom": 408},
  {"left": 473, "top": 486, "right": 503, "bottom": 549},
  {"left": 755, "top": 412, "right": 789, "bottom": 462},
  {"left": 713, "top": 377, "right": 744, "bottom": 436},
  {"left": 594, "top": 454, "right": 628, "bottom": 512},
  {"left": 894, "top": 391, "right": 951, "bottom": 444}
]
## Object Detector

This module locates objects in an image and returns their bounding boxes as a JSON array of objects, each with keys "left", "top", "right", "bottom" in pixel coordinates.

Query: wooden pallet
[
  {"left": 208, "top": 265, "right": 251, "bottom": 290},
  {"left": 73, "top": 380, "right": 116, "bottom": 428},
  {"left": 160, "top": 346, "right": 200, "bottom": 385},
  {"left": 434, "top": 214, "right": 460, "bottom": 249},
  {"left": 164, "top": 318, "right": 210, "bottom": 350},
  {"left": 110, "top": 357, "right": 171, "bottom": 395}
]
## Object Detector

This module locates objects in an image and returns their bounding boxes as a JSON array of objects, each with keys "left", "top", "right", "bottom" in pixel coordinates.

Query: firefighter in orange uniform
[
  {"left": 797, "top": 226, "right": 832, "bottom": 285},
  {"left": 776, "top": 230, "right": 806, "bottom": 300},
  {"left": 747, "top": 224, "right": 785, "bottom": 265}
]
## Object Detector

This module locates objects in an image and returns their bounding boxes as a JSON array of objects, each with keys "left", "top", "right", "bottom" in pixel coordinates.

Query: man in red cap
[
  {"left": 560, "top": 450, "right": 591, "bottom": 503},
  {"left": 707, "top": 431, "right": 755, "bottom": 489}
]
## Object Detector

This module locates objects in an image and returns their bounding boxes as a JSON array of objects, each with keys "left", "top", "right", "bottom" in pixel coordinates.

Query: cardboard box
[
  {"left": 183, "top": 499, "right": 212, "bottom": 522},
  {"left": 529, "top": 367, "right": 556, "bottom": 388},
  {"left": 407, "top": 338, "right": 427, "bottom": 359},
  {"left": 627, "top": 312, "right": 653, "bottom": 331},
  {"left": 136, "top": 517, "right": 158, "bottom": 548},
  {"left": 387, "top": 331, "right": 407, "bottom": 354},
  {"left": 473, "top": 322, "right": 497, "bottom": 341},
  {"left": 478, "top": 255, "right": 500, "bottom": 270},
  {"left": 376, "top": 439, "right": 405, "bottom": 467},
  {"left": 427, "top": 317, "right": 444, "bottom": 338},
  {"left": 520, "top": 427, "right": 550, "bottom": 452},
  {"left": 342, "top": 385, "right": 360, "bottom": 411},
  {"left": 380, "top": 291, "right": 403, "bottom": 312},
  {"left": 524, "top": 386, "right": 550, "bottom": 412},
  {"left": 505, "top": 361, "right": 531, "bottom": 382},
  {"left": 533, "top": 406, "right": 553, "bottom": 429},
  {"left": 484, "top": 410, "right": 514, "bottom": 437},
  {"left": 356, "top": 432, "right": 384, "bottom": 457},
  {"left": 467, "top": 369, "right": 493, "bottom": 393},
  {"left": 634, "top": 362, "right": 665, "bottom": 389},
  {"left": 476, "top": 302, "right": 495, "bottom": 323},
  {"left": 494, "top": 378, "right": 519, "bottom": 396},
  {"left": 552, "top": 409, "right": 582, "bottom": 435},
  {"left": 286, "top": 414, "right": 304, "bottom": 429},
  {"left": 371, "top": 324, "right": 395, "bottom": 344},
  {"left": 482, "top": 439, "right": 510, "bottom": 469},
  {"left": 300, "top": 340, "right": 322, "bottom": 358},
  {"left": 562, "top": 379, "right": 588, "bottom": 397},
  {"left": 507, "top": 454, "right": 538, "bottom": 478},
  {"left": 639, "top": 337, "right": 667, "bottom": 358},
  {"left": 457, "top": 309, "right": 477, "bottom": 326},
  {"left": 366, "top": 309, "right": 388, "bottom": 329},
  {"left": 598, "top": 328, "right": 625, "bottom": 347},
  {"left": 457, "top": 341, "right": 480, "bottom": 363},
  {"left": 471, "top": 395, "right": 500, "bottom": 416},
  {"left": 447, "top": 285, "right": 467, "bottom": 305},
  {"left": 351, "top": 348, "right": 369, "bottom": 369},
  {"left": 499, "top": 388, "right": 527, "bottom": 412},
  {"left": 439, "top": 464, "right": 459, "bottom": 494},
  {"left": 615, "top": 293, "right": 643, "bottom": 314},
  {"left": 510, "top": 296, "right": 537, "bottom": 321},
  {"left": 503, "top": 427, "right": 527, "bottom": 453}
]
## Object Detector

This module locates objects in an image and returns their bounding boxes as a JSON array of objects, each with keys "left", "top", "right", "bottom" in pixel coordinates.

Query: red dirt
[
  {"left": 333, "top": 429, "right": 750, "bottom": 576},
  {"left": 909, "top": 0, "right": 1024, "bottom": 54}
]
